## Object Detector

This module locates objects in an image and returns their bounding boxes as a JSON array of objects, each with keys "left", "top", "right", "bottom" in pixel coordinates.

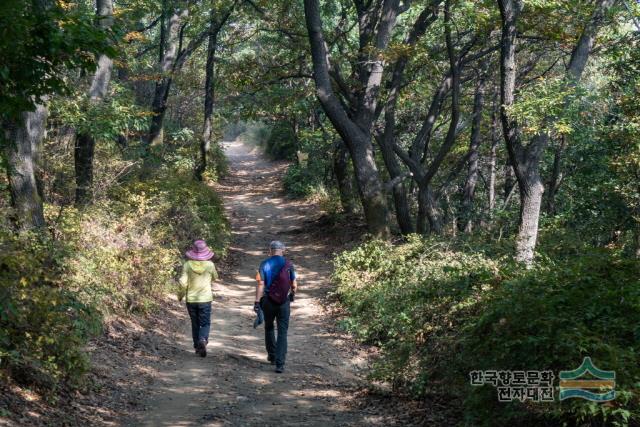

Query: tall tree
[
  {"left": 74, "top": 0, "right": 114, "bottom": 206},
  {"left": 303, "top": 0, "right": 407, "bottom": 237},
  {"left": 378, "top": 0, "right": 442, "bottom": 234},
  {"left": 148, "top": 6, "right": 186, "bottom": 146},
  {"left": 196, "top": 2, "right": 235, "bottom": 181},
  {"left": 1, "top": 0, "right": 108, "bottom": 229},
  {"left": 2, "top": 105, "right": 47, "bottom": 230},
  {"left": 390, "top": 1, "right": 487, "bottom": 234},
  {"left": 334, "top": 138, "right": 357, "bottom": 215},
  {"left": 497, "top": 0, "right": 616, "bottom": 264},
  {"left": 460, "top": 66, "right": 487, "bottom": 232},
  {"left": 487, "top": 102, "right": 500, "bottom": 216}
]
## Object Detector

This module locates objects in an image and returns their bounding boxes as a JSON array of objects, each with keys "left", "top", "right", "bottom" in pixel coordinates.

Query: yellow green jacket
[{"left": 178, "top": 260, "right": 218, "bottom": 303}]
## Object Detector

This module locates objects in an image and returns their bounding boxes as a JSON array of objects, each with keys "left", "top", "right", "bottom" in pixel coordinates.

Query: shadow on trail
[{"left": 134, "top": 140, "right": 377, "bottom": 427}]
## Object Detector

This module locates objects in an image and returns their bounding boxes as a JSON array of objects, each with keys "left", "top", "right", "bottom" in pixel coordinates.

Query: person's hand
[
  {"left": 288, "top": 292, "right": 295, "bottom": 302},
  {"left": 253, "top": 301, "right": 260, "bottom": 313}
]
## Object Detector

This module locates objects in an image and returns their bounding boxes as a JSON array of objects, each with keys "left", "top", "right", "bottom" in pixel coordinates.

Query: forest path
[{"left": 135, "top": 140, "right": 379, "bottom": 426}]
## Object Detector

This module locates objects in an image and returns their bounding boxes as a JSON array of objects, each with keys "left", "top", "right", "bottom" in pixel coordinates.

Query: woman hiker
[{"left": 177, "top": 239, "right": 218, "bottom": 357}]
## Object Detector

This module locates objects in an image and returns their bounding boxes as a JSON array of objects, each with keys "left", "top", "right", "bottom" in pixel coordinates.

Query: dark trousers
[
  {"left": 262, "top": 297, "right": 290, "bottom": 367},
  {"left": 186, "top": 302, "right": 212, "bottom": 348}
]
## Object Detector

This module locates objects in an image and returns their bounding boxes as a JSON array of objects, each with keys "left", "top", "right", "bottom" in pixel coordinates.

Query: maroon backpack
[{"left": 268, "top": 259, "right": 293, "bottom": 305}]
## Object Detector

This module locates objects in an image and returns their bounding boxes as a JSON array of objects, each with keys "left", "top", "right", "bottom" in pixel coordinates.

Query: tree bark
[
  {"left": 197, "top": 3, "right": 236, "bottom": 180},
  {"left": 377, "top": 131, "right": 413, "bottom": 234},
  {"left": 348, "top": 136, "right": 391, "bottom": 236},
  {"left": 460, "top": 70, "right": 486, "bottom": 232},
  {"left": 504, "top": 158, "right": 515, "bottom": 202},
  {"left": 3, "top": 105, "right": 47, "bottom": 231},
  {"left": 75, "top": 0, "right": 114, "bottom": 206},
  {"left": 148, "top": 8, "right": 185, "bottom": 146},
  {"left": 544, "top": 136, "right": 566, "bottom": 215},
  {"left": 498, "top": 0, "right": 614, "bottom": 265},
  {"left": 197, "top": 8, "right": 226, "bottom": 181},
  {"left": 376, "top": 1, "right": 441, "bottom": 234},
  {"left": 420, "top": 185, "right": 443, "bottom": 234},
  {"left": 516, "top": 159, "right": 545, "bottom": 264},
  {"left": 488, "top": 107, "right": 499, "bottom": 215},
  {"left": 389, "top": 0, "right": 468, "bottom": 236},
  {"left": 635, "top": 217, "right": 640, "bottom": 259},
  {"left": 334, "top": 139, "right": 356, "bottom": 215},
  {"left": 498, "top": 0, "right": 544, "bottom": 264},
  {"left": 303, "top": 0, "right": 395, "bottom": 237}
]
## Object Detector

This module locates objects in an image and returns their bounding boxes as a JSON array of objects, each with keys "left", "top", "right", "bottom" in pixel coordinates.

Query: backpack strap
[{"left": 282, "top": 259, "right": 292, "bottom": 278}]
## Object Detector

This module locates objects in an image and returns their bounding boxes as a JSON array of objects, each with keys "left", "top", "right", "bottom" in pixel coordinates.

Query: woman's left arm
[{"left": 177, "top": 262, "right": 189, "bottom": 301}]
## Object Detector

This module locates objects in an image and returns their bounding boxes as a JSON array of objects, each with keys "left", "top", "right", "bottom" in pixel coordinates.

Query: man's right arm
[
  {"left": 255, "top": 280, "right": 265, "bottom": 302},
  {"left": 290, "top": 264, "right": 298, "bottom": 294}
]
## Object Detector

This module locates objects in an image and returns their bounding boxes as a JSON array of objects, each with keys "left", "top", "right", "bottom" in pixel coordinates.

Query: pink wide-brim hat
[{"left": 186, "top": 239, "right": 214, "bottom": 261}]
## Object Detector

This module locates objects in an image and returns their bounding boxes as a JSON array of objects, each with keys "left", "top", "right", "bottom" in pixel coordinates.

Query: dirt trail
[{"left": 135, "top": 140, "right": 378, "bottom": 426}]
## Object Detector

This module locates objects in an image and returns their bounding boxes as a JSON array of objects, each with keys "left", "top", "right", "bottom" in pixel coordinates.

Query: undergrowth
[
  {"left": 0, "top": 140, "right": 229, "bottom": 394},
  {"left": 333, "top": 235, "right": 640, "bottom": 426}
]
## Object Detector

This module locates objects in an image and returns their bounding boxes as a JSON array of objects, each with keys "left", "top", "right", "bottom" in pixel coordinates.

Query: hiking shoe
[
  {"left": 275, "top": 365, "right": 284, "bottom": 373},
  {"left": 198, "top": 339, "right": 207, "bottom": 358},
  {"left": 267, "top": 355, "right": 275, "bottom": 365}
]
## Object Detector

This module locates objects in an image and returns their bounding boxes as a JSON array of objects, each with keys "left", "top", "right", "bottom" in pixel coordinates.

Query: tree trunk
[
  {"left": 390, "top": 179, "right": 413, "bottom": 234},
  {"left": 196, "top": 13, "right": 219, "bottom": 181},
  {"left": 503, "top": 159, "right": 515, "bottom": 202},
  {"left": 417, "top": 185, "right": 428, "bottom": 234},
  {"left": 377, "top": 134, "right": 413, "bottom": 234},
  {"left": 3, "top": 105, "right": 47, "bottom": 231},
  {"left": 416, "top": 184, "right": 442, "bottom": 234},
  {"left": 348, "top": 135, "right": 390, "bottom": 236},
  {"left": 461, "top": 73, "right": 485, "bottom": 232},
  {"left": 488, "top": 109, "right": 499, "bottom": 215},
  {"left": 148, "top": 8, "right": 184, "bottom": 146},
  {"left": 75, "top": 0, "right": 114, "bottom": 205},
  {"left": 334, "top": 139, "right": 356, "bottom": 215},
  {"left": 148, "top": 81, "right": 172, "bottom": 148},
  {"left": 303, "top": 0, "right": 392, "bottom": 237},
  {"left": 544, "top": 135, "right": 566, "bottom": 215},
  {"left": 635, "top": 217, "right": 640, "bottom": 259},
  {"left": 390, "top": 1, "right": 460, "bottom": 236},
  {"left": 516, "top": 164, "right": 545, "bottom": 264},
  {"left": 498, "top": 0, "right": 613, "bottom": 265}
]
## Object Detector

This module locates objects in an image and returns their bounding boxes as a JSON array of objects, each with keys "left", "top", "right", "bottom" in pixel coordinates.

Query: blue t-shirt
[{"left": 259, "top": 256, "right": 296, "bottom": 293}]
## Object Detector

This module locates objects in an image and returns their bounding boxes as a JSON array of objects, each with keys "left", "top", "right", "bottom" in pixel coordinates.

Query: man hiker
[
  {"left": 178, "top": 239, "right": 218, "bottom": 357},
  {"left": 254, "top": 240, "right": 297, "bottom": 373}
]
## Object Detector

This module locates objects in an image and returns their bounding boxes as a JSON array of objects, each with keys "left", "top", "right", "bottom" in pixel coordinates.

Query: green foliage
[
  {"left": 0, "top": 0, "right": 114, "bottom": 119},
  {"left": 114, "top": 173, "right": 229, "bottom": 254},
  {"left": 333, "top": 236, "right": 640, "bottom": 426},
  {"left": 283, "top": 163, "right": 323, "bottom": 198},
  {"left": 50, "top": 82, "right": 150, "bottom": 142},
  {"left": 282, "top": 128, "right": 336, "bottom": 200},
  {"left": 238, "top": 122, "right": 271, "bottom": 147},
  {"left": 263, "top": 121, "right": 297, "bottom": 160},
  {"left": 0, "top": 231, "right": 100, "bottom": 390},
  {"left": 0, "top": 167, "right": 229, "bottom": 391}
]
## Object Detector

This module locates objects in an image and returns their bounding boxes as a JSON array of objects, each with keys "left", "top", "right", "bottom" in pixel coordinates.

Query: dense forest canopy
[
  {"left": 4, "top": 0, "right": 638, "bottom": 258},
  {"left": 1, "top": 0, "right": 639, "bottom": 425}
]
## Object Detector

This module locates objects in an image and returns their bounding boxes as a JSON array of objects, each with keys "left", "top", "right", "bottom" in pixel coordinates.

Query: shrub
[
  {"left": 282, "top": 128, "right": 336, "bottom": 200},
  {"left": 264, "top": 121, "right": 297, "bottom": 160},
  {"left": 0, "top": 171, "right": 229, "bottom": 391},
  {"left": 333, "top": 235, "right": 640, "bottom": 426},
  {"left": 0, "top": 231, "right": 100, "bottom": 390},
  {"left": 283, "top": 163, "right": 324, "bottom": 198}
]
